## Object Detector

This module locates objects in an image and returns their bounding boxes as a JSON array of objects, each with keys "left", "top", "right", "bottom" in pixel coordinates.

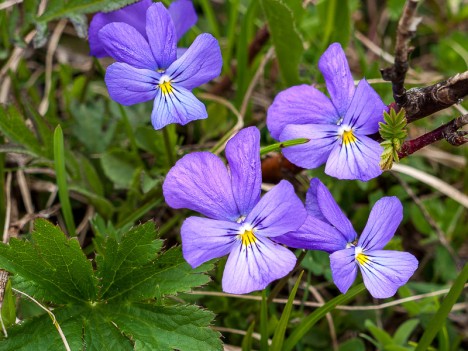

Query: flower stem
[
  {"left": 162, "top": 127, "right": 175, "bottom": 166},
  {"left": 260, "top": 138, "right": 309, "bottom": 156}
]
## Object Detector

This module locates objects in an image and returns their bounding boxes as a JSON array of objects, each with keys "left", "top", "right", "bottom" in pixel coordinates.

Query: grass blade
[
  {"left": 260, "top": 290, "right": 269, "bottom": 351},
  {"left": 53, "top": 125, "right": 76, "bottom": 236},
  {"left": 415, "top": 263, "right": 468, "bottom": 351}
]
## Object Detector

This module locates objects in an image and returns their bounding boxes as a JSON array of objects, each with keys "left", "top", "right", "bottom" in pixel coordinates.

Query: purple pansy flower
[
  {"left": 277, "top": 178, "right": 418, "bottom": 298},
  {"left": 89, "top": 0, "right": 197, "bottom": 58},
  {"left": 163, "top": 127, "right": 308, "bottom": 294},
  {"left": 96, "top": 2, "right": 222, "bottom": 129},
  {"left": 267, "top": 43, "right": 387, "bottom": 181}
]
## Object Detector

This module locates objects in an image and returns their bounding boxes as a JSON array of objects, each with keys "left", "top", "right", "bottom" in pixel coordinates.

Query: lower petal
[
  {"left": 280, "top": 124, "right": 338, "bottom": 169},
  {"left": 359, "top": 250, "right": 418, "bottom": 299},
  {"left": 222, "top": 236, "right": 296, "bottom": 294},
  {"left": 273, "top": 215, "right": 349, "bottom": 253},
  {"left": 325, "top": 135, "right": 383, "bottom": 181},
  {"left": 150, "top": 86, "right": 207, "bottom": 130},
  {"left": 105, "top": 62, "right": 158, "bottom": 105},
  {"left": 330, "top": 248, "right": 358, "bottom": 294},
  {"left": 181, "top": 217, "right": 240, "bottom": 268}
]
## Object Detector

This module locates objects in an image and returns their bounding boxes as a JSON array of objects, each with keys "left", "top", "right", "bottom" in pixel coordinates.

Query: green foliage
[
  {"left": 259, "top": 0, "right": 304, "bottom": 86},
  {"left": 379, "top": 108, "right": 408, "bottom": 170},
  {"left": 0, "top": 219, "right": 220, "bottom": 350},
  {"left": 364, "top": 319, "right": 419, "bottom": 350}
]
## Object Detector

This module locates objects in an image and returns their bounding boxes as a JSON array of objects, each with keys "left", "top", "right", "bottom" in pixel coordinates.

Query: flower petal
[
  {"left": 318, "top": 43, "right": 355, "bottom": 117},
  {"left": 98, "top": 22, "right": 156, "bottom": 69},
  {"left": 267, "top": 85, "right": 339, "bottom": 140},
  {"left": 273, "top": 215, "right": 348, "bottom": 253},
  {"left": 325, "top": 134, "right": 383, "bottom": 181},
  {"left": 245, "top": 180, "right": 306, "bottom": 238},
  {"left": 150, "top": 86, "right": 207, "bottom": 130},
  {"left": 104, "top": 62, "right": 158, "bottom": 105},
  {"left": 305, "top": 178, "right": 328, "bottom": 222},
  {"left": 343, "top": 79, "right": 387, "bottom": 134},
  {"left": 359, "top": 250, "right": 418, "bottom": 298},
  {"left": 181, "top": 216, "right": 240, "bottom": 268},
  {"left": 163, "top": 152, "right": 239, "bottom": 221},
  {"left": 89, "top": 0, "right": 152, "bottom": 58},
  {"left": 225, "top": 127, "right": 262, "bottom": 216},
  {"left": 330, "top": 248, "right": 358, "bottom": 294},
  {"left": 315, "top": 180, "right": 357, "bottom": 243},
  {"left": 358, "top": 197, "right": 403, "bottom": 251},
  {"left": 168, "top": 0, "right": 198, "bottom": 40},
  {"left": 280, "top": 124, "right": 337, "bottom": 169},
  {"left": 146, "top": 3, "right": 178, "bottom": 70},
  {"left": 222, "top": 236, "right": 296, "bottom": 294},
  {"left": 166, "top": 33, "right": 222, "bottom": 90}
]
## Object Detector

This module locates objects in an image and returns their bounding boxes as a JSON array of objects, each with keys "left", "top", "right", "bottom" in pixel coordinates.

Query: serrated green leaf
[
  {"left": 0, "top": 219, "right": 96, "bottom": 303},
  {"left": 260, "top": 0, "right": 304, "bottom": 86},
  {"left": 379, "top": 108, "right": 407, "bottom": 170},
  {"left": 37, "top": 0, "right": 138, "bottom": 23}
]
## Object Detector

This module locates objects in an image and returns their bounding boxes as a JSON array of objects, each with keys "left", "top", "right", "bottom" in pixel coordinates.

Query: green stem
[
  {"left": 415, "top": 263, "right": 468, "bottom": 351},
  {"left": 260, "top": 138, "right": 309, "bottom": 156},
  {"left": 162, "top": 127, "right": 175, "bottom": 166}
]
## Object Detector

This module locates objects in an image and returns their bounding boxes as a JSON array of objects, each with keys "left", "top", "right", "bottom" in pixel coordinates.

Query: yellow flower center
[
  {"left": 239, "top": 229, "right": 257, "bottom": 247},
  {"left": 342, "top": 129, "right": 357, "bottom": 146},
  {"left": 356, "top": 252, "right": 369, "bottom": 266},
  {"left": 159, "top": 80, "right": 173, "bottom": 95}
]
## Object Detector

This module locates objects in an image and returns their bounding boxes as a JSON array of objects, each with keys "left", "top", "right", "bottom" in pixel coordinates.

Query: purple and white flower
[
  {"left": 94, "top": 2, "right": 222, "bottom": 129},
  {"left": 267, "top": 43, "right": 387, "bottom": 181},
  {"left": 89, "top": 0, "right": 197, "bottom": 58},
  {"left": 277, "top": 178, "right": 418, "bottom": 298},
  {"left": 163, "top": 127, "right": 309, "bottom": 294}
]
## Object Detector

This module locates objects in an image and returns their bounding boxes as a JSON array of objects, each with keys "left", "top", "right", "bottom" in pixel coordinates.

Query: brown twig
[
  {"left": 398, "top": 114, "right": 468, "bottom": 159},
  {"left": 380, "top": 0, "right": 421, "bottom": 105}
]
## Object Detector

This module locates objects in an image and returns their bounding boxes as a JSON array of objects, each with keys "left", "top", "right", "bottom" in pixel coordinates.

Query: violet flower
[
  {"left": 89, "top": 0, "right": 197, "bottom": 58},
  {"left": 276, "top": 178, "right": 418, "bottom": 298},
  {"left": 96, "top": 2, "right": 222, "bottom": 129},
  {"left": 267, "top": 43, "right": 387, "bottom": 181},
  {"left": 163, "top": 127, "right": 308, "bottom": 294}
]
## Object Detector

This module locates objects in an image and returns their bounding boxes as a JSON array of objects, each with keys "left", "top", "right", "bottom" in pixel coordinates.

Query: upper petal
[
  {"left": 146, "top": 3, "right": 178, "bottom": 70},
  {"left": 267, "top": 85, "right": 339, "bottom": 140},
  {"left": 168, "top": 0, "right": 198, "bottom": 40},
  {"left": 222, "top": 236, "right": 296, "bottom": 294},
  {"left": 325, "top": 134, "right": 383, "bottom": 181},
  {"left": 181, "top": 216, "right": 240, "bottom": 268},
  {"left": 273, "top": 215, "right": 349, "bottom": 253},
  {"left": 330, "top": 248, "right": 358, "bottom": 294},
  {"left": 166, "top": 33, "right": 223, "bottom": 90},
  {"left": 358, "top": 197, "right": 403, "bottom": 251},
  {"left": 104, "top": 62, "right": 158, "bottom": 105},
  {"left": 280, "top": 124, "right": 337, "bottom": 169},
  {"left": 305, "top": 178, "right": 329, "bottom": 223},
  {"left": 342, "top": 79, "right": 387, "bottom": 135},
  {"left": 98, "top": 22, "right": 156, "bottom": 69},
  {"left": 245, "top": 180, "right": 306, "bottom": 238},
  {"left": 359, "top": 250, "right": 418, "bottom": 299},
  {"left": 318, "top": 43, "right": 355, "bottom": 117},
  {"left": 163, "top": 152, "right": 239, "bottom": 221},
  {"left": 150, "top": 85, "right": 207, "bottom": 130},
  {"left": 315, "top": 179, "right": 357, "bottom": 243},
  {"left": 225, "top": 127, "right": 262, "bottom": 216},
  {"left": 89, "top": 0, "right": 152, "bottom": 57}
]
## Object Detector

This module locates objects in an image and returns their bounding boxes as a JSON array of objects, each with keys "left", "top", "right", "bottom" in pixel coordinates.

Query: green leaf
[
  {"left": 0, "top": 105, "right": 43, "bottom": 157},
  {"left": 260, "top": 290, "right": 269, "bottom": 351},
  {"left": 100, "top": 149, "right": 141, "bottom": 189},
  {"left": 393, "top": 319, "right": 419, "bottom": 345},
  {"left": 260, "top": 138, "right": 309, "bottom": 156},
  {"left": 415, "top": 263, "right": 468, "bottom": 351},
  {"left": 0, "top": 219, "right": 96, "bottom": 303},
  {"left": 283, "top": 283, "right": 366, "bottom": 351},
  {"left": 37, "top": 0, "right": 138, "bottom": 23},
  {"left": 317, "top": 0, "right": 351, "bottom": 48},
  {"left": 241, "top": 322, "right": 255, "bottom": 351},
  {"left": 54, "top": 125, "right": 76, "bottom": 236},
  {"left": 339, "top": 338, "right": 366, "bottom": 351},
  {"left": 260, "top": 0, "right": 304, "bottom": 86},
  {"left": 1, "top": 278, "right": 16, "bottom": 328},
  {"left": 270, "top": 271, "right": 304, "bottom": 351},
  {"left": 365, "top": 319, "right": 394, "bottom": 346},
  {"left": 379, "top": 108, "right": 408, "bottom": 170}
]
